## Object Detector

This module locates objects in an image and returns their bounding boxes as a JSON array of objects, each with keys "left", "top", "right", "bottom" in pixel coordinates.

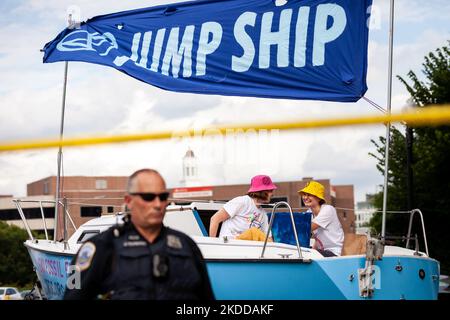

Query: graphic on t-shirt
[
  {"left": 220, "top": 195, "right": 268, "bottom": 238},
  {"left": 248, "top": 212, "right": 263, "bottom": 230}
]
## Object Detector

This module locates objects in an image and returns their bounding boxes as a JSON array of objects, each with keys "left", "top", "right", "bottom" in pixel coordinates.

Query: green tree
[
  {"left": 0, "top": 221, "right": 35, "bottom": 287},
  {"left": 369, "top": 42, "right": 450, "bottom": 274}
]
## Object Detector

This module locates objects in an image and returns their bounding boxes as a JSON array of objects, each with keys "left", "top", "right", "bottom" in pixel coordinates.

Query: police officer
[{"left": 64, "top": 168, "right": 215, "bottom": 300}]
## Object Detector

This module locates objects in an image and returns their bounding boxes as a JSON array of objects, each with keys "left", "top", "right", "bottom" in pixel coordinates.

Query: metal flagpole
[
  {"left": 54, "top": 62, "right": 68, "bottom": 242},
  {"left": 54, "top": 15, "right": 73, "bottom": 242},
  {"left": 381, "top": 0, "right": 395, "bottom": 239}
]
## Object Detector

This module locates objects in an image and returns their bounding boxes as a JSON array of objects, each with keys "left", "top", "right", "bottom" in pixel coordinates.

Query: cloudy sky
[{"left": 0, "top": 0, "right": 449, "bottom": 203}]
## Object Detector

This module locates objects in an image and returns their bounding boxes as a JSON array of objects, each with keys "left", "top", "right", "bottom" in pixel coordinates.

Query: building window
[
  {"left": 0, "top": 207, "right": 54, "bottom": 220},
  {"left": 95, "top": 180, "right": 107, "bottom": 190},
  {"left": 80, "top": 206, "right": 102, "bottom": 217},
  {"left": 43, "top": 182, "right": 49, "bottom": 195},
  {"left": 107, "top": 206, "right": 114, "bottom": 213}
]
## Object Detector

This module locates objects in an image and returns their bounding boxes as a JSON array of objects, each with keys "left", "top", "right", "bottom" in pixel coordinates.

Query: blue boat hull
[
  {"left": 207, "top": 256, "right": 439, "bottom": 300},
  {"left": 28, "top": 246, "right": 439, "bottom": 300},
  {"left": 27, "top": 247, "right": 74, "bottom": 300}
]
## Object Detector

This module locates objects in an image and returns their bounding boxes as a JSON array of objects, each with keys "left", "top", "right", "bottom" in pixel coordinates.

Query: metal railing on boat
[
  {"left": 372, "top": 208, "right": 429, "bottom": 256},
  {"left": 12, "top": 198, "right": 77, "bottom": 242},
  {"left": 260, "top": 201, "right": 303, "bottom": 259}
]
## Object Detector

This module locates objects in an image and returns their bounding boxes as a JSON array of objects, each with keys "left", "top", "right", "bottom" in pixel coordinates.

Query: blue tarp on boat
[{"left": 268, "top": 211, "right": 312, "bottom": 247}]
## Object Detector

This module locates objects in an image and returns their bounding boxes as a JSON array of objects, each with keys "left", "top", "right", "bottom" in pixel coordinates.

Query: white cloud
[
  {"left": 372, "top": 0, "right": 450, "bottom": 25},
  {"left": 395, "top": 0, "right": 450, "bottom": 23},
  {"left": 0, "top": 0, "right": 448, "bottom": 204}
]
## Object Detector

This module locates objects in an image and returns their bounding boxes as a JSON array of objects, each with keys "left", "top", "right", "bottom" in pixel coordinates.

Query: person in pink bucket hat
[{"left": 209, "top": 175, "right": 277, "bottom": 239}]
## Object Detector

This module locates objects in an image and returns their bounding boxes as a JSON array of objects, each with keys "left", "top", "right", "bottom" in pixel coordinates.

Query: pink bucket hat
[{"left": 248, "top": 175, "right": 277, "bottom": 193}]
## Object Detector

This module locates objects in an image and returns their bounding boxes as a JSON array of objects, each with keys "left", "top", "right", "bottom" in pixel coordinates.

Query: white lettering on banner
[
  {"left": 162, "top": 25, "right": 195, "bottom": 78},
  {"left": 151, "top": 28, "right": 167, "bottom": 72},
  {"left": 313, "top": 4, "right": 347, "bottom": 66},
  {"left": 232, "top": 11, "right": 257, "bottom": 72},
  {"left": 259, "top": 9, "right": 292, "bottom": 69},
  {"left": 57, "top": 4, "right": 349, "bottom": 77},
  {"left": 137, "top": 31, "right": 152, "bottom": 68},
  {"left": 232, "top": 5, "right": 347, "bottom": 71},
  {"left": 196, "top": 21, "right": 223, "bottom": 76},
  {"left": 294, "top": 6, "right": 310, "bottom": 68},
  {"left": 57, "top": 30, "right": 118, "bottom": 55},
  {"left": 130, "top": 32, "right": 141, "bottom": 63}
]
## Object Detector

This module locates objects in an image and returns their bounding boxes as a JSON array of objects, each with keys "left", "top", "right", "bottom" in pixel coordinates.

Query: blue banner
[{"left": 43, "top": 0, "right": 372, "bottom": 102}]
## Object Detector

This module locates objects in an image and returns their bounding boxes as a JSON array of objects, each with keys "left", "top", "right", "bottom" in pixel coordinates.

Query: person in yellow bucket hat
[{"left": 298, "top": 181, "right": 344, "bottom": 257}]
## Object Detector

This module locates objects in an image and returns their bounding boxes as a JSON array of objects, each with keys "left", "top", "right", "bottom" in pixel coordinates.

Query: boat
[{"left": 16, "top": 200, "right": 439, "bottom": 300}]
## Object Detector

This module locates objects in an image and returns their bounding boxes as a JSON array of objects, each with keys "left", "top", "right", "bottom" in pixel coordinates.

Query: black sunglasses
[{"left": 129, "top": 192, "right": 170, "bottom": 202}]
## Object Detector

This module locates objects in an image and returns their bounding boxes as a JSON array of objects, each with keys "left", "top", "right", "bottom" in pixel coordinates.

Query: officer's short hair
[{"left": 127, "top": 168, "right": 162, "bottom": 193}]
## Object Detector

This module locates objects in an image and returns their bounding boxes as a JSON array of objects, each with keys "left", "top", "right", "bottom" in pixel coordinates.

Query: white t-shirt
[
  {"left": 311, "top": 204, "right": 344, "bottom": 256},
  {"left": 219, "top": 195, "right": 269, "bottom": 238}
]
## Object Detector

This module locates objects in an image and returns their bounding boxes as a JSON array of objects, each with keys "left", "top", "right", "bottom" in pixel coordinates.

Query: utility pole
[{"left": 406, "top": 126, "right": 414, "bottom": 210}]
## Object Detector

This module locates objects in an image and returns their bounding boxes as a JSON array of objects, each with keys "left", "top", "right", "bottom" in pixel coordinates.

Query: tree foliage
[
  {"left": 0, "top": 221, "right": 35, "bottom": 287},
  {"left": 369, "top": 42, "right": 450, "bottom": 274}
]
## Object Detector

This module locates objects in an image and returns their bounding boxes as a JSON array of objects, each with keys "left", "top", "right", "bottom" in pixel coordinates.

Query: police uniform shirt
[{"left": 64, "top": 222, "right": 215, "bottom": 300}]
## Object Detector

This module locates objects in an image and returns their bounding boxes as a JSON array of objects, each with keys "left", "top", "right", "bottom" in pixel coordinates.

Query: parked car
[{"left": 0, "top": 287, "right": 23, "bottom": 300}]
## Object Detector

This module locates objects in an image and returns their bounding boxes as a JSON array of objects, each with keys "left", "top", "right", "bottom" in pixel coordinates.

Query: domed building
[{"left": 180, "top": 148, "right": 201, "bottom": 187}]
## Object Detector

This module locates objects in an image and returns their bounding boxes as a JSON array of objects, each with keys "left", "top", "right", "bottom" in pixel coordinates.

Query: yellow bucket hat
[{"left": 298, "top": 181, "right": 326, "bottom": 202}]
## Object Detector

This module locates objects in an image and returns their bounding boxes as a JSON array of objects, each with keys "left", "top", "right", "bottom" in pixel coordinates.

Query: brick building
[
  {"left": 0, "top": 194, "right": 55, "bottom": 237},
  {"left": 27, "top": 176, "right": 129, "bottom": 238},
  {"left": 172, "top": 177, "right": 355, "bottom": 234}
]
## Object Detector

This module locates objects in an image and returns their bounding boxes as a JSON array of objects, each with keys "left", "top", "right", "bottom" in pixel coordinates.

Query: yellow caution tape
[{"left": 1, "top": 105, "right": 449, "bottom": 152}]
